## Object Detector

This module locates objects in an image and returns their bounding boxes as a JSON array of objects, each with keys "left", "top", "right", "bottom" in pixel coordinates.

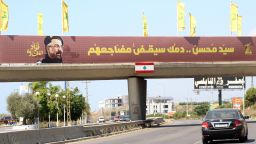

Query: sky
[{"left": 1, "top": 0, "right": 256, "bottom": 113}]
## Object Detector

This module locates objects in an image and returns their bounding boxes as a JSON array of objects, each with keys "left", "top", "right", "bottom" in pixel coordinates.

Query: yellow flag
[
  {"left": 62, "top": 0, "right": 69, "bottom": 32},
  {"left": 37, "top": 13, "right": 43, "bottom": 35},
  {"left": 231, "top": 2, "right": 238, "bottom": 32},
  {"left": 0, "top": 0, "right": 9, "bottom": 31},
  {"left": 177, "top": 1, "right": 185, "bottom": 31},
  {"left": 237, "top": 15, "right": 242, "bottom": 36},
  {"left": 142, "top": 13, "right": 148, "bottom": 37},
  {"left": 189, "top": 13, "right": 196, "bottom": 36}
]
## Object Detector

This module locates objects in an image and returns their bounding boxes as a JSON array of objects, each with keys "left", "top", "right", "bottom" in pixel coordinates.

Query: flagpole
[
  {"left": 230, "top": 1, "right": 232, "bottom": 36},
  {"left": 62, "top": 0, "right": 71, "bottom": 126},
  {"left": 142, "top": 11, "right": 144, "bottom": 37},
  {"left": 61, "top": 0, "right": 63, "bottom": 36},
  {"left": 176, "top": 0, "right": 179, "bottom": 36},
  {"left": 189, "top": 12, "right": 191, "bottom": 36},
  {"left": 176, "top": 14, "right": 179, "bottom": 36},
  {"left": 0, "top": 0, "right": 2, "bottom": 35}
]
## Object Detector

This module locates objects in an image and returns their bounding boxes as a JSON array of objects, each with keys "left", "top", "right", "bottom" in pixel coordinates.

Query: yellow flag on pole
[
  {"left": 37, "top": 13, "right": 43, "bottom": 35},
  {"left": 142, "top": 12, "right": 148, "bottom": 37},
  {"left": 189, "top": 13, "right": 196, "bottom": 37},
  {"left": 177, "top": 1, "right": 185, "bottom": 31},
  {"left": 0, "top": 0, "right": 9, "bottom": 31},
  {"left": 231, "top": 2, "right": 238, "bottom": 32},
  {"left": 62, "top": 0, "right": 69, "bottom": 32},
  {"left": 237, "top": 15, "right": 242, "bottom": 36}
]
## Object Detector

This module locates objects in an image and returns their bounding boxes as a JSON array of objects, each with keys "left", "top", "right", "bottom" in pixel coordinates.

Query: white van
[{"left": 98, "top": 116, "right": 105, "bottom": 123}]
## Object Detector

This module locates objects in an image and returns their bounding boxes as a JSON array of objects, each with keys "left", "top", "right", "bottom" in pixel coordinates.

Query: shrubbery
[
  {"left": 146, "top": 113, "right": 169, "bottom": 119},
  {"left": 173, "top": 111, "right": 186, "bottom": 119}
]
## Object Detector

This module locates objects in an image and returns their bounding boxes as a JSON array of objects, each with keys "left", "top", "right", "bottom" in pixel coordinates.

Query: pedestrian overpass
[
  {"left": 1, "top": 36, "right": 256, "bottom": 120},
  {"left": 1, "top": 62, "right": 256, "bottom": 81}
]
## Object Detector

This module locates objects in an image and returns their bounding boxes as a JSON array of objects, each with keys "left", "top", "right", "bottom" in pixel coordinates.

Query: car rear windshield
[{"left": 205, "top": 110, "right": 239, "bottom": 119}]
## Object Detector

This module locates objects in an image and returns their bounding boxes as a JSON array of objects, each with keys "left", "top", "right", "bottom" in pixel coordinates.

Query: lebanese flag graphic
[{"left": 135, "top": 62, "right": 154, "bottom": 73}]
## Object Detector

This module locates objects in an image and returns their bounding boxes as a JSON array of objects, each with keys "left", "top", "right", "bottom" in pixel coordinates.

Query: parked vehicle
[
  {"left": 113, "top": 116, "right": 120, "bottom": 121},
  {"left": 201, "top": 108, "right": 249, "bottom": 144},
  {"left": 98, "top": 116, "right": 105, "bottom": 123},
  {"left": 0, "top": 116, "right": 17, "bottom": 125},
  {"left": 119, "top": 115, "right": 130, "bottom": 121}
]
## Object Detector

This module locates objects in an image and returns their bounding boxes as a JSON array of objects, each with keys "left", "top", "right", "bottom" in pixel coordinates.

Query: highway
[
  {"left": 70, "top": 120, "right": 256, "bottom": 144},
  {"left": 0, "top": 126, "right": 14, "bottom": 133}
]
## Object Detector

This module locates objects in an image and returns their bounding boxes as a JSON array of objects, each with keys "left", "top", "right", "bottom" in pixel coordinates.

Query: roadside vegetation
[
  {"left": 5, "top": 84, "right": 256, "bottom": 124},
  {"left": 146, "top": 113, "right": 169, "bottom": 119},
  {"left": 170, "top": 87, "right": 256, "bottom": 120},
  {"left": 244, "top": 87, "right": 256, "bottom": 119},
  {"left": 6, "top": 81, "right": 90, "bottom": 126}
]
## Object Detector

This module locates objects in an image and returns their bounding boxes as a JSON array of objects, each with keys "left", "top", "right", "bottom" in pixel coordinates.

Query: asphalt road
[
  {"left": 69, "top": 120, "right": 256, "bottom": 144},
  {"left": 0, "top": 126, "right": 16, "bottom": 133}
]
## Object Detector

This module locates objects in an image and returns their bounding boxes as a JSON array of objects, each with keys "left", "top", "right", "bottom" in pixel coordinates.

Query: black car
[{"left": 201, "top": 108, "right": 249, "bottom": 144}]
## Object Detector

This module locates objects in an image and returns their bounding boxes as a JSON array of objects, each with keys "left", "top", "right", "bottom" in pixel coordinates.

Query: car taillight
[
  {"left": 202, "top": 122, "right": 209, "bottom": 128},
  {"left": 234, "top": 120, "right": 242, "bottom": 127}
]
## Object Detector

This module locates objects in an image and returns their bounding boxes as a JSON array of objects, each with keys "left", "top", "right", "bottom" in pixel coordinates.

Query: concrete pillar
[{"left": 128, "top": 77, "right": 147, "bottom": 120}]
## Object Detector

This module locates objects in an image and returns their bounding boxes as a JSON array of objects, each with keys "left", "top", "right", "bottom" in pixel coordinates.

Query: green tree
[
  {"left": 29, "top": 81, "right": 91, "bottom": 122},
  {"left": 47, "top": 84, "right": 62, "bottom": 121},
  {"left": 245, "top": 87, "right": 256, "bottom": 107},
  {"left": 217, "top": 102, "right": 232, "bottom": 109},
  {"left": 30, "top": 81, "right": 49, "bottom": 121},
  {"left": 7, "top": 92, "right": 21, "bottom": 118},
  {"left": 29, "top": 81, "right": 62, "bottom": 121},
  {"left": 69, "top": 87, "right": 90, "bottom": 121},
  {"left": 7, "top": 92, "right": 39, "bottom": 125},
  {"left": 194, "top": 103, "right": 210, "bottom": 116},
  {"left": 173, "top": 111, "right": 186, "bottom": 119}
]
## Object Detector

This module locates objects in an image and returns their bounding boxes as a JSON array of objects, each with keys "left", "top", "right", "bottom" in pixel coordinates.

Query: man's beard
[{"left": 42, "top": 54, "right": 63, "bottom": 63}]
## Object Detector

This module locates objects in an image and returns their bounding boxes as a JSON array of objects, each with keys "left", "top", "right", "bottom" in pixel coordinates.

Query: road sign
[{"left": 194, "top": 77, "right": 245, "bottom": 89}]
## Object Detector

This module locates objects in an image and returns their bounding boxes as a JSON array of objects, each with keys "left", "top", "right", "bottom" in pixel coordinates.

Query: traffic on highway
[{"left": 69, "top": 120, "right": 256, "bottom": 144}]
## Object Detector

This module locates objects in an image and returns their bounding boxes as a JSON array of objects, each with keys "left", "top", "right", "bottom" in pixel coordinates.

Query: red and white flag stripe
[{"left": 135, "top": 62, "right": 154, "bottom": 73}]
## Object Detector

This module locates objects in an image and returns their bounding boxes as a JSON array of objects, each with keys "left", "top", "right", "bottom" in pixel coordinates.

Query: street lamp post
[
  {"left": 55, "top": 94, "right": 59, "bottom": 127},
  {"left": 35, "top": 91, "right": 40, "bottom": 129},
  {"left": 63, "top": 95, "right": 66, "bottom": 127},
  {"left": 47, "top": 92, "right": 51, "bottom": 128}
]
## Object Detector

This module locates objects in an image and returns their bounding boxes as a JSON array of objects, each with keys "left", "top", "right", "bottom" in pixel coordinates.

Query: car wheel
[
  {"left": 239, "top": 136, "right": 245, "bottom": 142},
  {"left": 244, "top": 135, "right": 248, "bottom": 141},
  {"left": 239, "top": 129, "right": 248, "bottom": 142},
  {"left": 202, "top": 138, "right": 209, "bottom": 144}
]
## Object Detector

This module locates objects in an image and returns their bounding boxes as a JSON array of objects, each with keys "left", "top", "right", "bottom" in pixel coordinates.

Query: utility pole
[
  {"left": 84, "top": 81, "right": 90, "bottom": 102},
  {"left": 84, "top": 81, "right": 90, "bottom": 124},
  {"left": 186, "top": 97, "right": 189, "bottom": 117},
  {"left": 65, "top": 81, "right": 71, "bottom": 126}
]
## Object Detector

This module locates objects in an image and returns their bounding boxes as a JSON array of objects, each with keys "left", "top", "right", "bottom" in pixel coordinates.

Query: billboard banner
[
  {"left": 194, "top": 77, "right": 245, "bottom": 89},
  {"left": 1, "top": 36, "right": 256, "bottom": 63}
]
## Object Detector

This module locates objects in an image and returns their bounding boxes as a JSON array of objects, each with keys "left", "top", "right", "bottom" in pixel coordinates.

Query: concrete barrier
[
  {"left": 64, "top": 126, "right": 87, "bottom": 140},
  {"left": 0, "top": 133, "right": 10, "bottom": 144},
  {"left": 145, "top": 117, "right": 165, "bottom": 127},
  {"left": 7, "top": 130, "right": 40, "bottom": 144},
  {"left": 39, "top": 127, "right": 65, "bottom": 143},
  {"left": 2, "top": 121, "right": 145, "bottom": 144}
]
